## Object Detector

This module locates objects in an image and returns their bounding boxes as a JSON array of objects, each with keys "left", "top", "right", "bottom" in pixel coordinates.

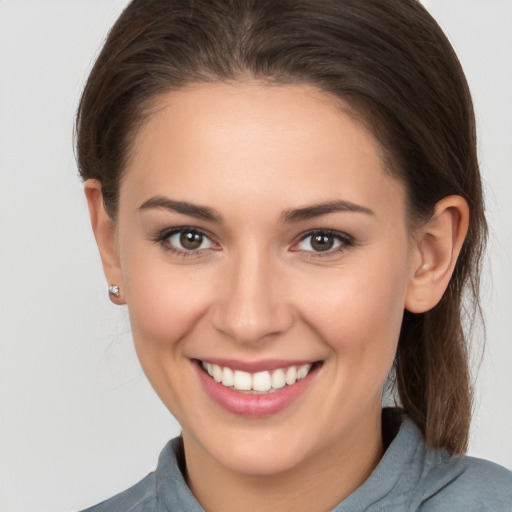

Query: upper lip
[{"left": 194, "top": 358, "right": 319, "bottom": 373}]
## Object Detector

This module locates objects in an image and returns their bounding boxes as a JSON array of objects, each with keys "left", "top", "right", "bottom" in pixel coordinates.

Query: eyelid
[
  {"left": 151, "top": 226, "right": 220, "bottom": 256},
  {"left": 292, "top": 229, "right": 354, "bottom": 255},
  {"left": 150, "top": 226, "right": 354, "bottom": 258}
]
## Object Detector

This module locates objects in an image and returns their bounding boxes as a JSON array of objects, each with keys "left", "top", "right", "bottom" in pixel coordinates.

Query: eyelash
[
  {"left": 295, "top": 229, "right": 354, "bottom": 258},
  {"left": 151, "top": 227, "right": 354, "bottom": 258},
  {"left": 151, "top": 227, "right": 218, "bottom": 258}
]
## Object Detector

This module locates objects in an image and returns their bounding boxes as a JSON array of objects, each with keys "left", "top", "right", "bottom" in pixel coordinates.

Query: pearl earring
[{"left": 108, "top": 284, "right": 120, "bottom": 298}]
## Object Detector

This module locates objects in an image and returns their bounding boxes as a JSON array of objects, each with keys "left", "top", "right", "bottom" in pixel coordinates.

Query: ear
[
  {"left": 405, "top": 195, "right": 469, "bottom": 314},
  {"left": 84, "top": 179, "right": 125, "bottom": 305}
]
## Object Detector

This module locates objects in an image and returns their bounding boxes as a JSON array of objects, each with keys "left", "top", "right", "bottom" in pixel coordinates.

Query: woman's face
[{"left": 114, "top": 83, "right": 415, "bottom": 476}]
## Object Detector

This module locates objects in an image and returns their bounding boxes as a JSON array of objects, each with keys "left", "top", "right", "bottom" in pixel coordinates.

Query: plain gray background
[{"left": 0, "top": 1, "right": 511, "bottom": 511}]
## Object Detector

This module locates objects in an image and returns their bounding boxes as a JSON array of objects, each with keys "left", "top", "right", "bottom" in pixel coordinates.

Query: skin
[{"left": 86, "top": 83, "right": 469, "bottom": 512}]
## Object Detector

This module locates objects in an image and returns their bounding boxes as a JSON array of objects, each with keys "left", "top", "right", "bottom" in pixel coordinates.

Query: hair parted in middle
[{"left": 76, "top": 0, "right": 487, "bottom": 454}]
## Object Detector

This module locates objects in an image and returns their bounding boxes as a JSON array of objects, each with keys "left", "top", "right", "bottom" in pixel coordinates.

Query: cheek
[
  {"left": 295, "top": 250, "right": 410, "bottom": 359},
  {"left": 121, "top": 252, "right": 212, "bottom": 354}
]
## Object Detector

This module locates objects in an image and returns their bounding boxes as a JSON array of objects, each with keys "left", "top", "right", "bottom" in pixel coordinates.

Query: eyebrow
[
  {"left": 139, "top": 196, "right": 224, "bottom": 223},
  {"left": 280, "top": 200, "right": 375, "bottom": 223},
  {"left": 139, "top": 196, "right": 375, "bottom": 224}
]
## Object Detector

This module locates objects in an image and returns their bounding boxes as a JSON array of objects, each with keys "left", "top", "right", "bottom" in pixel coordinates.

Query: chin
[
  {"left": 215, "top": 442, "right": 310, "bottom": 477},
  {"left": 186, "top": 421, "right": 323, "bottom": 478}
]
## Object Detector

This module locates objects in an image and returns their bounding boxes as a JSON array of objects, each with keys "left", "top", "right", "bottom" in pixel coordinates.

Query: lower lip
[{"left": 194, "top": 361, "right": 319, "bottom": 418}]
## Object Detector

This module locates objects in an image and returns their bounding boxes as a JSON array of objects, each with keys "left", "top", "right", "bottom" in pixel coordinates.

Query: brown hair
[{"left": 75, "top": 0, "right": 487, "bottom": 454}]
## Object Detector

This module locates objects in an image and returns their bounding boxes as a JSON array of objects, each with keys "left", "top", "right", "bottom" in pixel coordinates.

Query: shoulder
[
  {"left": 419, "top": 451, "right": 512, "bottom": 511},
  {"left": 373, "top": 411, "right": 512, "bottom": 512},
  {"left": 79, "top": 472, "right": 158, "bottom": 512},
  {"left": 79, "top": 437, "right": 201, "bottom": 512}
]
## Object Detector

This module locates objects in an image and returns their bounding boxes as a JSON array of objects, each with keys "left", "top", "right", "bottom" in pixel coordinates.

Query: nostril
[
  {"left": 211, "top": 301, "right": 294, "bottom": 344},
  {"left": 209, "top": 258, "right": 295, "bottom": 343}
]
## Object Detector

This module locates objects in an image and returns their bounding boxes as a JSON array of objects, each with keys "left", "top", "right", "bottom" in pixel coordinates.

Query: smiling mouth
[{"left": 199, "top": 361, "right": 319, "bottom": 394}]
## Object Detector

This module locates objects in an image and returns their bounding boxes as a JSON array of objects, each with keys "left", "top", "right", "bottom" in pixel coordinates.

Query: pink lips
[{"left": 194, "top": 359, "right": 319, "bottom": 417}]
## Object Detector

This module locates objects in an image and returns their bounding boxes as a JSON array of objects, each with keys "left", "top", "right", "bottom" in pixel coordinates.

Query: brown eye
[
  {"left": 164, "top": 229, "right": 214, "bottom": 253},
  {"left": 296, "top": 230, "right": 350, "bottom": 254},
  {"left": 311, "top": 234, "right": 334, "bottom": 252},
  {"left": 180, "top": 231, "right": 204, "bottom": 250}
]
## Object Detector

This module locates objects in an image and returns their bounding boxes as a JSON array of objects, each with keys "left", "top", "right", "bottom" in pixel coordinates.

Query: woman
[{"left": 76, "top": 0, "right": 512, "bottom": 510}]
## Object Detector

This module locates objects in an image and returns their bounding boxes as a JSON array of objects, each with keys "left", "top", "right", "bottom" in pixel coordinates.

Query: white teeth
[
  {"left": 271, "top": 368, "right": 286, "bottom": 389},
  {"left": 201, "top": 361, "right": 315, "bottom": 392},
  {"left": 297, "top": 364, "right": 312, "bottom": 380},
  {"left": 233, "top": 370, "right": 252, "bottom": 391},
  {"left": 252, "top": 371, "right": 272, "bottom": 392},
  {"left": 221, "top": 367, "right": 234, "bottom": 387},
  {"left": 285, "top": 366, "right": 297, "bottom": 385},
  {"left": 212, "top": 364, "right": 222, "bottom": 383}
]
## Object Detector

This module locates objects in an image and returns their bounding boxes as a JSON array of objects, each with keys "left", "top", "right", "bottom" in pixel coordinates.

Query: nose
[{"left": 211, "top": 247, "right": 294, "bottom": 344}]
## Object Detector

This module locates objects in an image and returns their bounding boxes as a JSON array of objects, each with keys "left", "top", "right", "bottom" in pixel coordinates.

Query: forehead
[{"left": 121, "top": 82, "right": 405, "bottom": 219}]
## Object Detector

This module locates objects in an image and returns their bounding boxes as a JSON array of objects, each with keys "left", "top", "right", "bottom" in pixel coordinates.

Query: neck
[{"left": 183, "top": 410, "right": 384, "bottom": 512}]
